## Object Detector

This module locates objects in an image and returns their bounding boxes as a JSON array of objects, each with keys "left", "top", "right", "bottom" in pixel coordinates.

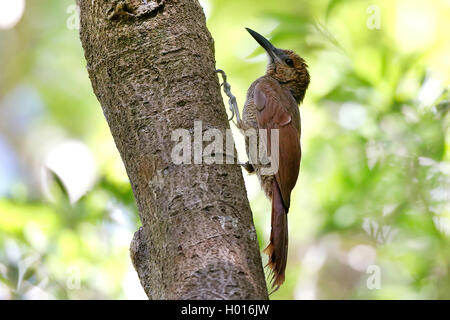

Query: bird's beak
[{"left": 246, "top": 28, "right": 282, "bottom": 63}]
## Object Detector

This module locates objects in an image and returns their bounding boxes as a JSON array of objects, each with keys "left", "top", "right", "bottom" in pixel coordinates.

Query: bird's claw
[
  {"left": 216, "top": 69, "right": 241, "bottom": 125},
  {"left": 241, "top": 161, "right": 255, "bottom": 174}
]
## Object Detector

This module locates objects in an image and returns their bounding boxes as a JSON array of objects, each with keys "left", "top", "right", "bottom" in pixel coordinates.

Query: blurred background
[{"left": 0, "top": 0, "right": 449, "bottom": 299}]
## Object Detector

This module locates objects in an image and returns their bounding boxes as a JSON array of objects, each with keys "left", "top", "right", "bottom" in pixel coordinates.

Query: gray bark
[{"left": 78, "top": 0, "right": 268, "bottom": 299}]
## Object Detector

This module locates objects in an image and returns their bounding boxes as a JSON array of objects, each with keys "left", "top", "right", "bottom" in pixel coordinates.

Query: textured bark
[{"left": 78, "top": 0, "right": 268, "bottom": 299}]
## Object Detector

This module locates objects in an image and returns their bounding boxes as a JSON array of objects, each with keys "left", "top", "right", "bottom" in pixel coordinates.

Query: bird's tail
[{"left": 263, "top": 180, "right": 288, "bottom": 293}]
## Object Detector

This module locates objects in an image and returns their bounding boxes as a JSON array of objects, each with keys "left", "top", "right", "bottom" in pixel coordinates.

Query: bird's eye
[{"left": 285, "top": 58, "right": 294, "bottom": 67}]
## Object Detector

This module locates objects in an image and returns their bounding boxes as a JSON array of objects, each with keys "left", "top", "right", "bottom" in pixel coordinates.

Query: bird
[{"left": 237, "top": 28, "right": 310, "bottom": 291}]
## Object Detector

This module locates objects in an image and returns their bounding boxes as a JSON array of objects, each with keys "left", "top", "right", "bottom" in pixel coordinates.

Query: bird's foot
[
  {"left": 242, "top": 161, "right": 255, "bottom": 174},
  {"left": 216, "top": 69, "right": 241, "bottom": 125},
  {"left": 207, "top": 152, "right": 254, "bottom": 173}
]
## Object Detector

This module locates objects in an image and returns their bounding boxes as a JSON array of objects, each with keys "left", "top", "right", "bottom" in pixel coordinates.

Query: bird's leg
[
  {"left": 242, "top": 161, "right": 255, "bottom": 174},
  {"left": 216, "top": 70, "right": 254, "bottom": 174},
  {"left": 208, "top": 152, "right": 255, "bottom": 174},
  {"left": 216, "top": 69, "right": 241, "bottom": 126}
]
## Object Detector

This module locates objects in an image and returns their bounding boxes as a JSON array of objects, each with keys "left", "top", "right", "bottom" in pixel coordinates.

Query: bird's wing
[{"left": 254, "top": 79, "right": 301, "bottom": 210}]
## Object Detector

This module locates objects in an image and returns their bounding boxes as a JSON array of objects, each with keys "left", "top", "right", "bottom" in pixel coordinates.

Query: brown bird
[{"left": 237, "top": 28, "right": 310, "bottom": 291}]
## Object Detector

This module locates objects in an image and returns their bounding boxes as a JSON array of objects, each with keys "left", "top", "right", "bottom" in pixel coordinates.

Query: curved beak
[{"left": 246, "top": 28, "right": 281, "bottom": 63}]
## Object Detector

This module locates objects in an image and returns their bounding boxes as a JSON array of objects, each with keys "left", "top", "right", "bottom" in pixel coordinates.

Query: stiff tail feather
[{"left": 263, "top": 180, "right": 288, "bottom": 293}]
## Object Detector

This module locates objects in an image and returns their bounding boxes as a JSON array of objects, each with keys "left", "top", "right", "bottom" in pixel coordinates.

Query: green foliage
[{"left": 208, "top": 0, "right": 450, "bottom": 299}]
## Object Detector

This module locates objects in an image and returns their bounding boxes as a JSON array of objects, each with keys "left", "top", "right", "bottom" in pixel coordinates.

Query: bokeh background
[{"left": 0, "top": 0, "right": 449, "bottom": 299}]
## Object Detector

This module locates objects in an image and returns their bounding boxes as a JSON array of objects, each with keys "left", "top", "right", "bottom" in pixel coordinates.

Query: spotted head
[{"left": 246, "top": 28, "right": 310, "bottom": 103}]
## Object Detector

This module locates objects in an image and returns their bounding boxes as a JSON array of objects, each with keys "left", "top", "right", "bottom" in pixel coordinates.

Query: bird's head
[{"left": 246, "top": 28, "right": 310, "bottom": 103}]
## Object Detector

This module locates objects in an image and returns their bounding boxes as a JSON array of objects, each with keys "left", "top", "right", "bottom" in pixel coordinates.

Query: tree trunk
[{"left": 78, "top": 0, "right": 268, "bottom": 299}]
